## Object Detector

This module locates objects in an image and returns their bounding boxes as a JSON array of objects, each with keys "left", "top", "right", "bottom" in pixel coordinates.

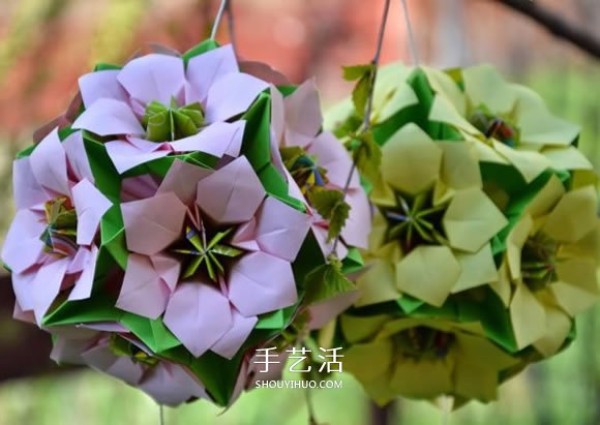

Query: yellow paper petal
[
  {"left": 340, "top": 314, "right": 393, "bottom": 344},
  {"left": 452, "top": 243, "right": 499, "bottom": 293},
  {"left": 356, "top": 258, "right": 399, "bottom": 307},
  {"left": 542, "top": 146, "right": 593, "bottom": 171},
  {"left": 389, "top": 356, "right": 454, "bottom": 400},
  {"left": 395, "top": 246, "right": 460, "bottom": 306},
  {"left": 423, "top": 67, "right": 467, "bottom": 115},
  {"left": 510, "top": 283, "right": 547, "bottom": 349},
  {"left": 381, "top": 123, "right": 442, "bottom": 195},
  {"left": 493, "top": 141, "right": 551, "bottom": 183},
  {"left": 344, "top": 340, "right": 393, "bottom": 383},
  {"left": 437, "top": 141, "right": 482, "bottom": 190},
  {"left": 513, "top": 85, "right": 580, "bottom": 146},
  {"left": 430, "top": 95, "right": 480, "bottom": 135},
  {"left": 443, "top": 187, "right": 508, "bottom": 253},
  {"left": 561, "top": 222, "right": 600, "bottom": 261},
  {"left": 543, "top": 185, "right": 598, "bottom": 243},
  {"left": 467, "top": 136, "right": 509, "bottom": 164},
  {"left": 551, "top": 258, "right": 600, "bottom": 316},
  {"left": 524, "top": 174, "right": 564, "bottom": 218},
  {"left": 453, "top": 333, "right": 518, "bottom": 401},
  {"left": 490, "top": 261, "right": 513, "bottom": 306},
  {"left": 462, "top": 64, "right": 516, "bottom": 113},
  {"left": 532, "top": 305, "right": 572, "bottom": 357},
  {"left": 506, "top": 214, "right": 533, "bottom": 280}
]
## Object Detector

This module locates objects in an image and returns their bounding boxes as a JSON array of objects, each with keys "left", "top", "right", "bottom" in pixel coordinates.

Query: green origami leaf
[
  {"left": 307, "top": 187, "right": 350, "bottom": 242},
  {"left": 352, "top": 130, "right": 382, "bottom": 183},
  {"left": 304, "top": 257, "right": 355, "bottom": 304},
  {"left": 143, "top": 100, "right": 204, "bottom": 142},
  {"left": 346, "top": 64, "right": 376, "bottom": 119}
]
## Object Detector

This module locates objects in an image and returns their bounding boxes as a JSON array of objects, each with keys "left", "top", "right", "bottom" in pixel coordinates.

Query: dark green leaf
[
  {"left": 352, "top": 131, "right": 381, "bottom": 183},
  {"left": 307, "top": 188, "right": 351, "bottom": 241}
]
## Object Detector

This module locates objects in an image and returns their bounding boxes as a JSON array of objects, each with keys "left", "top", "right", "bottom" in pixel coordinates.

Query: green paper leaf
[
  {"left": 121, "top": 313, "right": 181, "bottom": 354},
  {"left": 307, "top": 187, "right": 350, "bottom": 242},
  {"left": 182, "top": 39, "right": 220, "bottom": 64},
  {"left": 344, "top": 64, "right": 376, "bottom": 118},
  {"left": 304, "top": 258, "right": 356, "bottom": 304}
]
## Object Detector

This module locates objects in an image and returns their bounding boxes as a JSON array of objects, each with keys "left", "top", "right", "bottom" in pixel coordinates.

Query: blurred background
[{"left": 0, "top": 0, "right": 599, "bottom": 424}]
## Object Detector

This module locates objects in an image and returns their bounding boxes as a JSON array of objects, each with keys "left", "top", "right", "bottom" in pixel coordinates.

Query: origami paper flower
[
  {"left": 355, "top": 123, "right": 507, "bottom": 308},
  {"left": 424, "top": 65, "right": 593, "bottom": 183},
  {"left": 271, "top": 80, "right": 371, "bottom": 259},
  {"left": 72, "top": 44, "right": 269, "bottom": 173},
  {"left": 116, "top": 157, "right": 311, "bottom": 359},
  {"left": 50, "top": 327, "right": 212, "bottom": 406},
  {"left": 1, "top": 129, "right": 111, "bottom": 324},
  {"left": 340, "top": 315, "right": 518, "bottom": 405},
  {"left": 493, "top": 175, "right": 600, "bottom": 356}
]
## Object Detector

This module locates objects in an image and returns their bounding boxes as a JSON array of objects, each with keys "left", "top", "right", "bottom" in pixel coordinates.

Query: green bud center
[{"left": 142, "top": 97, "right": 204, "bottom": 142}]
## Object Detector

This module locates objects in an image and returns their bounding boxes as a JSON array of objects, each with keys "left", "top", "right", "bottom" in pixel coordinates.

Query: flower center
[
  {"left": 109, "top": 335, "right": 159, "bottom": 368},
  {"left": 380, "top": 191, "right": 447, "bottom": 253},
  {"left": 142, "top": 97, "right": 204, "bottom": 142},
  {"left": 280, "top": 146, "right": 328, "bottom": 195},
  {"left": 470, "top": 108, "right": 519, "bottom": 147},
  {"left": 40, "top": 196, "right": 78, "bottom": 257},
  {"left": 393, "top": 326, "right": 455, "bottom": 360},
  {"left": 521, "top": 232, "right": 559, "bottom": 291},
  {"left": 169, "top": 216, "right": 244, "bottom": 283}
]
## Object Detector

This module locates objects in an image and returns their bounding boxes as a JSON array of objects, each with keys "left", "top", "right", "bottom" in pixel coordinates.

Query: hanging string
[
  {"left": 330, "top": 0, "right": 392, "bottom": 255},
  {"left": 210, "top": 0, "right": 229, "bottom": 40},
  {"left": 400, "top": 0, "right": 420, "bottom": 66},
  {"left": 159, "top": 404, "right": 165, "bottom": 425},
  {"left": 225, "top": 0, "right": 238, "bottom": 57}
]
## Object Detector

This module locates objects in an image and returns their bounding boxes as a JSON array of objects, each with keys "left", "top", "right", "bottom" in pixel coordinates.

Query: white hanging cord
[
  {"left": 400, "top": 0, "right": 420, "bottom": 66},
  {"left": 159, "top": 404, "right": 165, "bottom": 425},
  {"left": 210, "top": 0, "right": 229, "bottom": 40}
]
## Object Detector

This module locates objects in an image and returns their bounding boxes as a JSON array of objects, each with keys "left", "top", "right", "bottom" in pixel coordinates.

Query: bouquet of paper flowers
[
  {"left": 326, "top": 63, "right": 600, "bottom": 406},
  {"left": 1, "top": 40, "right": 371, "bottom": 406}
]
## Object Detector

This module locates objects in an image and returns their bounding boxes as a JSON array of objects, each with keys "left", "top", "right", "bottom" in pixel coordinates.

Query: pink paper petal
[
  {"left": 211, "top": 309, "right": 257, "bottom": 359},
  {"left": 205, "top": 73, "right": 268, "bottom": 122},
  {"left": 105, "top": 139, "right": 169, "bottom": 174},
  {"left": 62, "top": 131, "right": 95, "bottom": 183},
  {"left": 122, "top": 192, "right": 187, "bottom": 255},
  {"left": 231, "top": 218, "right": 260, "bottom": 251},
  {"left": 196, "top": 156, "right": 266, "bottom": 224},
  {"left": 1, "top": 209, "right": 46, "bottom": 274},
  {"left": 116, "top": 253, "right": 174, "bottom": 319},
  {"left": 81, "top": 322, "right": 128, "bottom": 333},
  {"left": 13, "top": 157, "right": 48, "bottom": 210},
  {"left": 185, "top": 44, "right": 238, "bottom": 104},
  {"left": 309, "top": 131, "right": 357, "bottom": 189},
  {"left": 68, "top": 245, "right": 99, "bottom": 301},
  {"left": 157, "top": 160, "right": 212, "bottom": 206},
  {"left": 307, "top": 290, "right": 360, "bottom": 329},
  {"left": 117, "top": 53, "right": 185, "bottom": 105},
  {"left": 29, "top": 129, "right": 70, "bottom": 197},
  {"left": 121, "top": 174, "right": 160, "bottom": 202},
  {"left": 140, "top": 363, "right": 208, "bottom": 406},
  {"left": 252, "top": 197, "right": 310, "bottom": 261},
  {"left": 284, "top": 78, "right": 322, "bottom": 139},
  {"left": 13, "top": 299, "right": 36, "bottom": 324},
  {"left": 78, "top": 70, "right": 129, "bottom": 107},
  {"left": 11, "top": 271, "right": 37, "bottom": 312},
  {"left": 32, "top": 257, "right": 70, "bottom": 324},
  {"left": 50, "top": 332, "right": 95, "bottom": 365},
  {"left": 169, "top": 120, "right": 245, "bottom": 158},
  {"left": 163, "top": 283, "right": 233, "bottom": 357},
  {"left": 72, "top": 179, "right": 112, "bottom": 246},
  {"left": 228, "top": 251, "right": 297, "bottom": 316},
  {"left": 83, "top": 343, "right": 144, "bottom": 385},
  {"left": 342, "top": 189, "right": 371, "bottom": 249},
  {"left": 270, "top": 86, "right": 285, "bottom": 145},
  {"left": 72, "top": 98, "right": 144, "bottom": 137},
  {"left": 149, "top": 254, "right": 181, "bottom": 292}
]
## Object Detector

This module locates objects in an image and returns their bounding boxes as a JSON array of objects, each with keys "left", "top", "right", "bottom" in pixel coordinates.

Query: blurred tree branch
[{"left": 491, "top": 0, "right": 600, "bottom": 59}]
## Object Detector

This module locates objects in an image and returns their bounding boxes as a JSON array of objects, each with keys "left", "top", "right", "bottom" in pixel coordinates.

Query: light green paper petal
[
  {"left": 462, "top": 64, "right": 516, "bottom": 114},
  {"left": 551, "top": 258, "right": 600, "bottom": 316},
  {"left": 493, "top": 141, "right": 551, "bottom": 183},
  {"left": 543, "top": 185, "right": 598, "bottom": 243},
  {"left": 381, "top": 123, "right": 442, "bottom": 195},
  {"left": 340, "top": 314, "right": 393, "bottom": 344},
  {"left": 452, "top": 243, "right": 499, "bottom": 293},
  {"left": 542, "top": 146, "right": 593, "bottom": 171},
  {"left": 389, "top": 356, "right": 454, "bottom": 400},
  {"left": 438, "top": 142, "right": 482, "bottom": 190},
  {"left": 429, "top": 95, "right": 480, "bottom": 135},
  {"left": 443, "top": 187, "right": 508, "bottom": 253},
  {"left": 356, "top": 258, "right": 399, "bottom": 307},
  {"left": 423, "top": 66, "right": 466, "bottom": 115},
  {"left": 532, "top": 305, "right": 572, "bottom": 357},
  {"left": 510, "top": 283, "right": 547, "bottom": 349},
  {"left": 395, "top": 245, "right": 460, "bottom": 306},
  {"left": 506, "top": 214, "right": 533, "bottom": 281}
]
